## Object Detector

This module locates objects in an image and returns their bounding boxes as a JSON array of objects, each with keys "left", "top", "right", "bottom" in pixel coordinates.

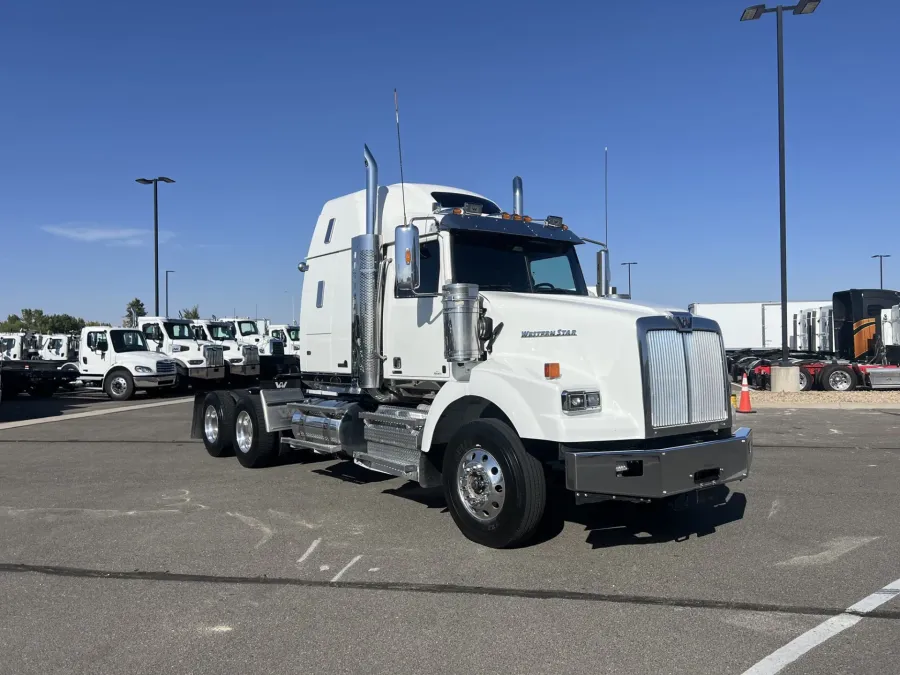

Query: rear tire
[
  {"left": 443, "top": 418, "right": 546, "bottom": 549},
  {"left": 233, "top": 396, "right": 278, "bottom": 468},
  {"left": 105, "top": 370, "right": 135, "bottom": 401},
  {"left": 821, "top": 364, "right": 857, "bottom": 392},
  {"left": 798, "top": 367, "right": 813, "bottom": 392},
  {"left": 201, "top": 391, "right": 237, "bottom": 457}
]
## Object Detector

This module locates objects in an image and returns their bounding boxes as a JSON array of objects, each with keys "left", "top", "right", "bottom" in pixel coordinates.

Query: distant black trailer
[{"left": 0, "top": 360, "right": 80, "bottom": 399}]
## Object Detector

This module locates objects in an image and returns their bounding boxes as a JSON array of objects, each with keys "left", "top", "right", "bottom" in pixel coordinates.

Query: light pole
[
  {"left": 285, "top": 291, "right": 296, "bottom": 325},
  {"left": 872, "top": 254, "right": 891, "bottom": 290},
  {"left": 741, "top": 0, "right": 820, "bottom": 367},
  {"left": 620, "top": 262, "right": 637, "bottom": 297},
  {"left": 136, "top": 176, "right": 176, "bottom": 315},
  {"left": 165, "top": 270, "right": 175, "bottom": 317}
]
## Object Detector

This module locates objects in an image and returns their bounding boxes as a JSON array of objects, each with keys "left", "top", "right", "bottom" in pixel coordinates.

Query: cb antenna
[
  {"left": 394, "top": 88, "right": 408, "bottom": 225},
  {"left": 604, "top": 146, "right": 609, "bottom": 248}
]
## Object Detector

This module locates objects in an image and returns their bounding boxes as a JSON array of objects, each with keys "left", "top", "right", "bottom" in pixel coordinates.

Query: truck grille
[
  {"left": 203, "top": 346, "right": 224, "bottom": 368},
  {"left": 645, "top": 329, "right": 728, "bottom": 428},
  {"left": 157, "top": 360, "right": 176, "bottom": 374},
  {"left": 242, "top": 345, "right": 260, "bottom": 365},
  {"left": 269, "top": 339, "right": 285, "bottom": 357}
]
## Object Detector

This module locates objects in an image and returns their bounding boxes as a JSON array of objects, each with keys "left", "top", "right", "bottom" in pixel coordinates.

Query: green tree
[
  {"left": 0, "top": 314, "right": 27, "bottom": 332},
  {"left": 178, "top": 305, "right": 200, "bottom": 320},
  {"left": 46, "top": 314, "right": 86, "bottom": 334},
  {"left": 20, "top": 309, "right": 49, "bottom": 333},
  {"left": 123, "top": 298, "right": 147, "bottom": 327}
]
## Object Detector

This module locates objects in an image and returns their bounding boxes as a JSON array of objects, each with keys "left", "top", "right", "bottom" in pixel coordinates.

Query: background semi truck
[{"left": 191, "top": 146, "right": 751, "bottom": 548}]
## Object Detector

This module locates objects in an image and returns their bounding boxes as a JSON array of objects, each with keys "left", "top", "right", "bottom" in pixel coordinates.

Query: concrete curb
[{"left": 735, "top": 401, "right": 900, "bottom": 410}]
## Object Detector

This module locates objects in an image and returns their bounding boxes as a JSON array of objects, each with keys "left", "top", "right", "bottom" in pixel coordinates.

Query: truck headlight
[
  {"left": 561, "top": 390, "right": 601, "bottom": 413},
  {"left": 135, "top": 366, "right": 152, "bottom": 373}
]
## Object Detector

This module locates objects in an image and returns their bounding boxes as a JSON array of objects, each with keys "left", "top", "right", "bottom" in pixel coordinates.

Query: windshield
[
  {"left": 193, "top": 326, "right": 209, "bottom": 340},
  {"left": 110, "top": 330, "right": 148, "bottom": 353},
  {"left": 0, "top": 338, "right": 14, "bottom": 353},
  {"left": 163, "top": 322, "right": 194, "bottom": 340},
  {"left": 451, "top": 231, "right": 587, "bottom": 295},
  {"left": 287, "top": 327, "right": 300, "bottom": 341},
  {"left": 209, "top": 323, "right": 236, "bottom": 340},
  {"left": 238, "top": 321, "right": 259, "bottom": 336}
]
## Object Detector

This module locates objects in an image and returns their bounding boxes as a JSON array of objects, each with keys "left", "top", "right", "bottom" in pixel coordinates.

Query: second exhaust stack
[{"left": 513, "top": 176, "right": 523, "bottom": 216}]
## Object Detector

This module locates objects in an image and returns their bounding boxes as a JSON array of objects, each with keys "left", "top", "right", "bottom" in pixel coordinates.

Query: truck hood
[{"left": 117, "top": 352, "right": 176, "bottom": 367}]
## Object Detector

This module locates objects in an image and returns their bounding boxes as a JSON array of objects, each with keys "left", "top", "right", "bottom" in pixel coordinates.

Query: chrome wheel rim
[
  {"left": 799, "top": 370, "right": 808, "bottom": 389},
  {"left": 110, "top": 376, "right": 127, "bottom": 396},
  {"left": 829, "top": 370, "right": 851, "bottom": 391},
  {"left": 235, "top": 410, "right": 253, "bottom": 454},
  {"left": 456, "top": 447, "right": 506, "bottom": 522},
  {"left": 204, "top": 405, "right": 219, "bottom": 444}
]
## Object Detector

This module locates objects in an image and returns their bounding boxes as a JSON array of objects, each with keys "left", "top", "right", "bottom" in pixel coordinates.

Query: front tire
[
  {"left": 201, "top": 391, "right": 236, "bottom": 457},
  {"left": 233, "top": 396, "right": 278, "bottom": 468},
  {"left": 443, "top": 419, "right": 546, "bottom": 549},
  {"left": 105, "top": 370, "right": 135, "bottom": 401}
]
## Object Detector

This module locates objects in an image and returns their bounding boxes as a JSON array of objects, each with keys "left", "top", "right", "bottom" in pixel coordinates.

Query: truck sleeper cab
[
  {"left": 192, "top": 146, "right": 751, "bottom": 549},
  {"left": 191, "top": 319, "right": 261, "bottom": 382},
  {"left": 73, "top": 327, "right": 177, "bottom": 400},
  {"left": 140, "top": 317, "right": 225, "bottom": 388}
]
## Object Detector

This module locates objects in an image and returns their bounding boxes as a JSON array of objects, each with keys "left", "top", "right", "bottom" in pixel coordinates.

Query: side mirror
[
  {"left": 394, "top": 223, "right": 421, "bottom": 293},
  {"left": 97, "top": 340, "right": 108, "bottom": 353}
]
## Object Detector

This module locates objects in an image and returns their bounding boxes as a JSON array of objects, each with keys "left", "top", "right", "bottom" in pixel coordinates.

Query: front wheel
[
  {"left": 443, "top": 418, "right": 547, "bottom": 549},
  {"left": 105, "top": 370, "right": 135, "bottom": 401}
]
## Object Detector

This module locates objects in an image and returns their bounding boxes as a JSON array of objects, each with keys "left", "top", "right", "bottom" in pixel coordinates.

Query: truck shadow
[
  {"left": 567, "top": 487, "right": 748, "bottom": 549},
  {"left": 0, "top": 391, "right": 137, "bottom": 425}
]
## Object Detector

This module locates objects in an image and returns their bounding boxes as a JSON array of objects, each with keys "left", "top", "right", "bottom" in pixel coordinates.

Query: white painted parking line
[
  {"left": 330, "top": 555, "right": 362, "bottom": 582},
  {"left": 0, "top": 397, "right": 193, "bottom": 431},
  {"left": 741, "top": 576, "right": 900, "bottom": 675}
]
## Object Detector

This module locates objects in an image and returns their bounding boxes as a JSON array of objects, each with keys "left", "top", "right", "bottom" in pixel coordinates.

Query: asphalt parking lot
[{"left": 1, "top": 399, "right": 898, "bottom": 674}]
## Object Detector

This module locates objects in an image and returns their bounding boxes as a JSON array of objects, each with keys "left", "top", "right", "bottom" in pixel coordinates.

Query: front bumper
[
  {"left": 228, "top": 363, "right": 261, "bottom": 377},
  {"left": 563, "top": 428, "right": 752, "bottom": 499},
  {"left": 188, "top": 366, "right": 225, "bottom": 380},
  {"left": 134, "top": 375, "right": 176, "bottom": 388}
]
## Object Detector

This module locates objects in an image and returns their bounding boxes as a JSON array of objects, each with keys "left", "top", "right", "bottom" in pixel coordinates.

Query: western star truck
[
  {"left": 191, "top": 146, "right": 751, "bottom": 548},
  {"left": 216, "top": 317, "right": 298, "bottom": 380}
]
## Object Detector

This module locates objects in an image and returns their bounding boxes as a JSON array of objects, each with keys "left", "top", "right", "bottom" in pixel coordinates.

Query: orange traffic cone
[{"left": 737, "top": 372, "right": 755, "bottom": 414}]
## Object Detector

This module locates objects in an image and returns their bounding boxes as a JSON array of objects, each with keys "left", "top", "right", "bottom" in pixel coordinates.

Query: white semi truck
[
  {"left": 192, "top": 146, "right": 751, "bottom": 548},
  {"left": 138, "top": 316, "right": 225, "bottom": 389},
  {"left": 64, "top": 326, "right": 177, "bottom": 400},
  {"left": 216, "top": 317, "right": 298, "bottom": 379},
  {"left": 266, "top": 324, "right": 302, "bottom": 358},
  {"left": 191, "top": 319, "right": 261, "bottom": 382}
]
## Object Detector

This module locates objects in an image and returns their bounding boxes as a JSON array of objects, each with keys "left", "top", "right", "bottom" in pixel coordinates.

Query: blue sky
[{"left": 1, "top": 1, "right": 897, "bottom": 324}]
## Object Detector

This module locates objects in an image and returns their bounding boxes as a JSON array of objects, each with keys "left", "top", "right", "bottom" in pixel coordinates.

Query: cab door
[
  {"left": 142, "top": 321, "right": 164, "bottom": 354},
  {"left": 382, "top": 235, "right": 449, "bottom": 381},
  {"left": 82, "top": 330, "right": 109, "bottom": 376}
]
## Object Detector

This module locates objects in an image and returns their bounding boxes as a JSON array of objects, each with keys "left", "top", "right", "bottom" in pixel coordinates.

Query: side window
[
  {"left": 142, "top": 323, "right": 159, "bottom": 341},
  {"left": 87, "top": 331, "right": 106, "bottom": 350},
  {"left": 324, "top": 218, "right": 335, "bottom": 244},
  {"left": 397, "top": 240, "right": 440, "bottom": 298},
  {"left": 316, "top": 281, "right": 325, "bottom": 308},
  {"left": 272, "top": 330, "right": 284, "bottom": 341}
]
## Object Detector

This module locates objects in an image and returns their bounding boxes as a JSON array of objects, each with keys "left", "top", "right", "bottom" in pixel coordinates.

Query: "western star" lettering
[{"left": 520, "top": 329, "right": 577, "bottom": 338}]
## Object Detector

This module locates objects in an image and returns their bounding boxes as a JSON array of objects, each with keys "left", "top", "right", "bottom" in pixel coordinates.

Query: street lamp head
[
  {"left": 135, "top": 178, "right": 154, "bottom": 185},
  {"left": 621, "top": 261, "right": 638, "bottom": 266},
  {"left": 157, "top": 177, "right": 175, "bottom": 184},
  {"left": 793, "top": 0, "right": 820, "bottom": 15},
  {"left": 740, "top": 4, "right": 766, "bottom": 21}
]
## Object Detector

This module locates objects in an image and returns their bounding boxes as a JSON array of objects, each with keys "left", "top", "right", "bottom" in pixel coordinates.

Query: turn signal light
[
  {"left": 501, "top": 212, "right": 511, "bottom": 220},
  {"left": 404, "top": 248, "right": 411, "bottom": 264},
  {"left": 523, "top": 216, "right": 532, "bottom": 222},
  {"left": 452, "top": 207, "right": 463, "bottom": 215},
  {"left": 544, "top": 362, "right": 561, "bottom": 379},
  {"left": 512, "top": 214, "right": 523, "bottom": 221}
]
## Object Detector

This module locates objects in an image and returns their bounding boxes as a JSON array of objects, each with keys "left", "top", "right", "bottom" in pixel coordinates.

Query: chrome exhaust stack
[
  {"left": 596, "top": 249, "right": 611, "bottom": 298},
  {"left": 512, "top": 176, "right": 523, "bottom": 216},
  {"left": 351, "top": 145, "right": 382, "bottom": 390}
]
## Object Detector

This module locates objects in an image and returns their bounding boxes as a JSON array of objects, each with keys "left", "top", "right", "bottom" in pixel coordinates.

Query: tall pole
[
  {"left": 627, "top": 264, "right": 632, "bottom": 297},
  {"left": 776, "top": 5, "right": 789, "bottom": 366},
  {"left": 153, "top": 180, "right": 160, "bottom": 316},
  {"left": 604, "top": 147, "right": 609, "bottom": 248},
  {"left": 881, "top": 258, "right": 884, "bottom": 289}
]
